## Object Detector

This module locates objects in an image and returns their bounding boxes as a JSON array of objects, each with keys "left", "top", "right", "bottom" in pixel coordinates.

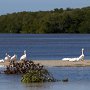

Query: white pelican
[
  {"left": 4, "top": 53, "right": 11, "bottom": 61},
  {"left": 77, "top": 48, "right": 84, "bottom": 61},
  {"left": 62, "top": 58, "right": 71, "bottom": 61},
  {"left": 0, "top": 59, "right": 4, "bottom": 62},
  {"left": 10, "top": 54, "right": 17, "bottom": 62},
  {"left": 20, "top": 50, "right": 27, "bottom": 61},
  {"left": 62, "top": 48, "right": 84, "bottom": 61}
]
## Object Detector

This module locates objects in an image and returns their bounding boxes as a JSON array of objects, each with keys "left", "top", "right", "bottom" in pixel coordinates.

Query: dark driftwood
[{"left": 4, "top": 60, "right": 39, "bottom": 74}]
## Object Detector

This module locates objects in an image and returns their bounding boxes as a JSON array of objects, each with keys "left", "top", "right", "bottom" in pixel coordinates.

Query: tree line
[{"left": 0, "top": 6, "right": 90, "bottom": 33}]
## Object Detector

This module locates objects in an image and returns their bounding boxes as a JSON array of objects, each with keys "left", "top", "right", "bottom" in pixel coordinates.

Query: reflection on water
[
  {"left": 19, "top": 81, "right": 90, "bottom": 90},
  {"left": 23, "top": 82, "right": 55, "bottom": 90},
  {"left": 0, "top": 67, "right": 90, "bottom": 90}
]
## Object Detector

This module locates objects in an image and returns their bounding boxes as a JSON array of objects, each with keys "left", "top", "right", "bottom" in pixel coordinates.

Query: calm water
[
  {"left": 0, "top": 67, "right": 90, "bottom": 90},
  {"left": 0, "top": 34, "right": 90, "bottom": 60},
  {"left": 0, "top": 34, "right": 90, "bottom": 90}
]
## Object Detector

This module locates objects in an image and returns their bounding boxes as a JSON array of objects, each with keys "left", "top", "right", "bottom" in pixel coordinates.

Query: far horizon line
[{"left": 0, "top": 6, "right": 89, "bottom": 16}]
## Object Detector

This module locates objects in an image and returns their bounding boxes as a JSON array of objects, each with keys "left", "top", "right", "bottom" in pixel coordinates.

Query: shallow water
[{"left": 0, "top": 67, "right": 90, "bottom": 90}]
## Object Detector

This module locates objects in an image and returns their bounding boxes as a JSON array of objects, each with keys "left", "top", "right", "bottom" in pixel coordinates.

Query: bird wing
[{"left": 20, "top": 54, "right": 26, "bottom": 60}]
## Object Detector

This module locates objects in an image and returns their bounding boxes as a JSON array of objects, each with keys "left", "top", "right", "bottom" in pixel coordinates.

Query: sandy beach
[
  {"left": 34, "top": 60, "right": 90, "bottom": 67},
  {"left": 1, "top": 60, "right": 90, "bottom": 67}
]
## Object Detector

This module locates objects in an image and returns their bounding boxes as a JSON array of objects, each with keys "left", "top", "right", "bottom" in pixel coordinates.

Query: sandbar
[
  {"left": 34, "top": 60, "right": 90, "bottom": 67},
  {"left": 0, "top": 60, "right": 90, "bottom": 67}
]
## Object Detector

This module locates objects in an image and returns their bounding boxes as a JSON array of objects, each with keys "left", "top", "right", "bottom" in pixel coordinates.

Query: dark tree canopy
[{"left": 0, "top": 7, "right": 90, "bottom": 33}]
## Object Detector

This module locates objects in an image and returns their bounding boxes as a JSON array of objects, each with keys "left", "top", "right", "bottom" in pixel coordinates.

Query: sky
[{"left": 0, "top": 0, "right": 90, "bottom": 15}]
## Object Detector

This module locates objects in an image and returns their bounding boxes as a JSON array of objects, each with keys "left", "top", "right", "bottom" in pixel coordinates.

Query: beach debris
[
  {"left": 4, "top": 60, "right": 56, "bottom": 82},
  {"left": 62, "top": 78, "right": 68, "bottom": 82},
  {"left": 3, "top": 59, "right": 69, "bottom": 83}
]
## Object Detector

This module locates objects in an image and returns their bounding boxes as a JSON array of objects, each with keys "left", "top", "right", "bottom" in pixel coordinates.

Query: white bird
[
  {"left": 62, "top": 58, "right": 71, "bottom": 61},
  {"left": 4, "top": 53, "right": 11, "bottom": 61},
  {"left": 77, "top": 48, "right": 84, "bottom": 61},
  {"left": 0, "top": 59, "right": 4, "bottom": 62},
  {"left": 62, "top": 48, "right": 84, "bottom": 61},
  {"left": 10, "top": 54, "right": 17, "bottom": 62},
  {"left": 20, "top": 50, "right": 27, "bottom": 61}
]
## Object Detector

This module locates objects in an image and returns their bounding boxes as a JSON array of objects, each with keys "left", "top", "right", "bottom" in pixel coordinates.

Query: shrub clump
[
  {"left": 4, "top": 60, "right": 56, "bottom": 83},
  {"left": 21, "top": 68, "right": 55, "bottom": 83}
]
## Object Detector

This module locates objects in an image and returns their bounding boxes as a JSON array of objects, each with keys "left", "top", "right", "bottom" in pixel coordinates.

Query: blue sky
[{"left": 0, "top": 0, "right": 90, "bottom": 15}]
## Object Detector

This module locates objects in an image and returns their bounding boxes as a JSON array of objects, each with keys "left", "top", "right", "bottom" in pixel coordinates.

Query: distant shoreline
[{"left": 1, "top": 60, "right": 90, "bottom": 67}]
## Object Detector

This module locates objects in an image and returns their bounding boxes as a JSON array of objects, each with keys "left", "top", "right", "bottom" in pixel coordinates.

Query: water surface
[
  {"left": 0, "top": 67, "right": 90, "bottom": 90},
  {"left": 0, "top": 34, "right": 90, "bottom": 90},
  {"left": 0, "top": 34, "right": 90, "bottom": 60}
]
